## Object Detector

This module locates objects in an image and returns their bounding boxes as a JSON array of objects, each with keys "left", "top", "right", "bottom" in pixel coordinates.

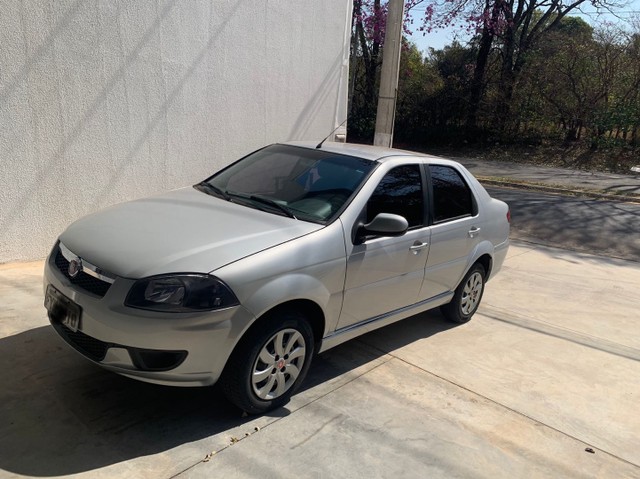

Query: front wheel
[
  {"left": 219, "top": 310, "right": 314, "bottom": 414},
  {"left": 440, "top": 263, "right": 486, "bottom": 324}
]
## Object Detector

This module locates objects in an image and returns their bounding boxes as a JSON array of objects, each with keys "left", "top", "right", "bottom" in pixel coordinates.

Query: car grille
[
  {"left": 54, "top": 248, "right": 112, "bottom": 297},
  {"left": 52, "top": 323, "right": 188, "bottom": 371},
  {"left": 54, "top": 323, "right": 109, "bottom": 362}
]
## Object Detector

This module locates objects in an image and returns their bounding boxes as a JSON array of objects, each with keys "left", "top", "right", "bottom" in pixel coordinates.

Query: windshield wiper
[
  {"left": 250, "top": 195, "right": 298, "bottom": 219},
  {"left": 196, "top": 182, "right": 231, "bottom": 201},
  {"left": 227, "top": 191, "right": 297, "bottom": 219}
]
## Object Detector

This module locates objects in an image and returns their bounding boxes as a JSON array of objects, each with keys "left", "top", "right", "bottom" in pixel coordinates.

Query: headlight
[{"left": 125, "top": 274, "right": 239, "bottom": 312}]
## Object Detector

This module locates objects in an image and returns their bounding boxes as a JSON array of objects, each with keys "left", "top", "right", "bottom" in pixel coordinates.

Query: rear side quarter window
[{"left": 430, "top": 165, "right": 476, "bottom": 223}]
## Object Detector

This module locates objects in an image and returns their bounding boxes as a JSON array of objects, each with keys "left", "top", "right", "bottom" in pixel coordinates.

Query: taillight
[{"left": 506, "top": 209, "right": 511, "bottom": 223}]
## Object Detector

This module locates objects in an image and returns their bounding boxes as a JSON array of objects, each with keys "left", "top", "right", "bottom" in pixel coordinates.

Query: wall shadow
[
  {"left": 0, "top": 0, "right": 182, "bottom": 236},
  {"left": 288, "top": 52, "right": 343, "bottom": 141}
]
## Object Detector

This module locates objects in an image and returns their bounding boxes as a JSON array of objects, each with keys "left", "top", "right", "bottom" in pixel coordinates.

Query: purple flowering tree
[{"left": 352, "top": 0, "right": 621, "bottom": 135}]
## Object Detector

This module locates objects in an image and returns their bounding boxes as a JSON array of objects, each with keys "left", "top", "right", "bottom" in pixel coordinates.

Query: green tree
[{"left": 395, "top": 42, "right": 444, "bottom": 144}]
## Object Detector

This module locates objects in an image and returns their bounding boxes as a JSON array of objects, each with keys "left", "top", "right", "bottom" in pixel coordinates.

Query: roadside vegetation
[{"left": 349, "top": 0, "right": 640, "bottom": 174}]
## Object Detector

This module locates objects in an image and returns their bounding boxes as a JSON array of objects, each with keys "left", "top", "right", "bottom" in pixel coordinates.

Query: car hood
[{"left": 59, "top": 187, "right": 323, "bottom": 278}]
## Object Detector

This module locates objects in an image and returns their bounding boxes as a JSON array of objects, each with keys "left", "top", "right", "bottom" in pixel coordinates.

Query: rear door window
[{"left": 430, "top": 165, "right": 474, "bottom": 223}]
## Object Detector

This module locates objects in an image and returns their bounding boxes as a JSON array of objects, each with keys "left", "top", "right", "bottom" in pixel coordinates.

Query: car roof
[{"left": 282, "top": 141, "right": 447, "bottom": 164}]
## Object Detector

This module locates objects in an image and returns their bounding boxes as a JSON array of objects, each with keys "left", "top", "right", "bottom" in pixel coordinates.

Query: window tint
[
  {"left": 430, "top": 165, "right": 473, "bottom": 222},
  {"left": 366, "top": 165, "right": 423, "bottom": 227}
]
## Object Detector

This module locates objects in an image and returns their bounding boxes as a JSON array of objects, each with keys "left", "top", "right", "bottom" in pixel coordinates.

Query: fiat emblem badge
[{"left": 68, "top": 258, "right": 83, "bottom": 278}]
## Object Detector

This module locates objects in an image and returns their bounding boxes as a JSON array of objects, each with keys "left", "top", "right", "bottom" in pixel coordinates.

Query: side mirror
[{"left": 356, "top": 213, "right": 408, "bottom": 243}]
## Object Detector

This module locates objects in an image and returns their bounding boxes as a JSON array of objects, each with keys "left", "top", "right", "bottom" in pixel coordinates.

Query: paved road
[
  {"left": 1, "top": 244, "right": 639, "bottom": 478},
  {"left": 459, "top": 157, "right": 640, "bottom": 197},
  {"left": 487, "top": 186, "right": 640, "bottom": 262}
]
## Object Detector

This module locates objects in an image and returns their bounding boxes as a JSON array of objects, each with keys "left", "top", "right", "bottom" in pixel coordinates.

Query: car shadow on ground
[{"left": 0, "top": 311, "right": 455, "bottom": 477}]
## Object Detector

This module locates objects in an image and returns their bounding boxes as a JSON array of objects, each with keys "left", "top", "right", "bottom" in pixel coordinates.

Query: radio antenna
[{"left": 316, "top": 118, "right": 348, "bottom": 149}]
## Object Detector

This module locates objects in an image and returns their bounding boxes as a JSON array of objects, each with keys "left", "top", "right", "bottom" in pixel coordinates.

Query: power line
[
  {"left": 577, "top": 10, "right": 640, "bottom": 14},
  {"left": 409, "top": 7, "right": 640, "bottom": 13}
]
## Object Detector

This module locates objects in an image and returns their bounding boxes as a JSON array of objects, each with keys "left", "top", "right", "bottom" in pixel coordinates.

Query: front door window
[{"left": 339, "top": 164, "right": 430, "bottom": 328}]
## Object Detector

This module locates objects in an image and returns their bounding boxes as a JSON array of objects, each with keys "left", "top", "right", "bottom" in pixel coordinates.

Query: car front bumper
[{"left": 43, "top": 249, "right": 255, "bottom": 387}]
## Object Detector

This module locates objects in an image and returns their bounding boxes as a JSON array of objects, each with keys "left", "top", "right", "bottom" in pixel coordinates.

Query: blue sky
[{"left": 405, "top": 0, "right": 640, "bottom": 53}]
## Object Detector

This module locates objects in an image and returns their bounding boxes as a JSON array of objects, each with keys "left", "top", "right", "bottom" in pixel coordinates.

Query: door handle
[
  {"left": 409, "top": 241, "right": 429, "bottom": 254},
  {"left": 468, "top": 227, "right": 481, "bottom": 238}
]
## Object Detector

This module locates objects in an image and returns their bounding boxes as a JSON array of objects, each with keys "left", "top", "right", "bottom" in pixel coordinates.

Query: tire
[
  {"left": 440, "top": 263, "right": 486, "bottom": 324},
  {"left": 219, "top": 310, "right": 314, "bottom": 414}
]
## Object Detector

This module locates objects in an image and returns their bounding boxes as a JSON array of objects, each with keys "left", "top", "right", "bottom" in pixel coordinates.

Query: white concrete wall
[{"left": 0, "top": 0, "right": 352, "bottom": 263}]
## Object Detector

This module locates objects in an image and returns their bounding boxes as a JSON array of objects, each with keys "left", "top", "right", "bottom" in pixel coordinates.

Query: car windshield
[{"left": 199, "top": 144, "right": 376, "bottom": 223}]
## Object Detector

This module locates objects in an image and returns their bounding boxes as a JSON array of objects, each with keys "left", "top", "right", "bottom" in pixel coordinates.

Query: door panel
[
  {"left": 420, "top": 164, "right": 482, "bottom": 299},
  {"left": 338, "top": 163, "right": 428, "bottom": 329},
  {"left": 340, "top": 228, "right": 431, "bottom": 328},
  {"left": 420, "top": 217, "right": 480, "bottom": 299}
]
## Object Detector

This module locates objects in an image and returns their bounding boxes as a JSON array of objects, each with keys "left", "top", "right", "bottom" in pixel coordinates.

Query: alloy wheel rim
[
  {"left": 460, "top": 272, "right": 483, "bottom": 315},
  {"left": 251, "top": 328, "right": 306, "bottom": 400}
]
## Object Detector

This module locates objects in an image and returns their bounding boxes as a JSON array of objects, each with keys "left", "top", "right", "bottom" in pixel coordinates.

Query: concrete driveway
[{"left": 0, "top": 240, "right": 638, "bottom": 478}]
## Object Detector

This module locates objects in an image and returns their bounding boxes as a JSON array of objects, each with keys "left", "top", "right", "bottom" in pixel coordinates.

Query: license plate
[{"left": 45, "top": 285, "right": 82, "bottom": 332}]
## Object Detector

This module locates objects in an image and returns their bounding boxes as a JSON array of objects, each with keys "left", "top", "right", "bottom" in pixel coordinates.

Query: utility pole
[{"left": 373, "top": 0, "right": 405, "bottom": 148}]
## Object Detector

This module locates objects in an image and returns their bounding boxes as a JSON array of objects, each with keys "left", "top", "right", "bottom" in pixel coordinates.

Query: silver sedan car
[{"left": 44, "top": 142, "right": 510, "bottom": 413}]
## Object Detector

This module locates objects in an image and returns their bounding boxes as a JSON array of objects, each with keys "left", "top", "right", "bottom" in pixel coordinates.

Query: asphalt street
[
  {"left": 486, "top": 186, "right": 640, "bottom": 262},
  {"left": 460, "top": 157, "right": 640, "bottom": 197}
]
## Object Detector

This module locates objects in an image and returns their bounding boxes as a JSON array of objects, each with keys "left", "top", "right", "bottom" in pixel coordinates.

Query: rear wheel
[
  {"left": 440, "top": 263, "right": 486, "bottom": 324},
  {"left": 220, "top": 310, "right": 314, "bottom": 414}
]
